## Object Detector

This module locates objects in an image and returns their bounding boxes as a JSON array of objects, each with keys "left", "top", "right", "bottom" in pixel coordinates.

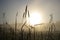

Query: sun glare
[{"left": 28, "top": 11, "right": 42, "bottom": 26}]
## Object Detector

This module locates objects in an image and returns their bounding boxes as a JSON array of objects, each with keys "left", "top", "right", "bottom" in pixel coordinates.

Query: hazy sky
[{"left": 0, "top": 0, "right": 60, "bottom": 24}]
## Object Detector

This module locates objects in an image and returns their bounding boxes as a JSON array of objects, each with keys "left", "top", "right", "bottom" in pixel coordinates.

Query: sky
[{"left": 0, "top": 0, "right": 60, "bottom": 24}]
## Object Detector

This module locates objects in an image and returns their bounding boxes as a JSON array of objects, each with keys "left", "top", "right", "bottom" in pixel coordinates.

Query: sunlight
[{"left": 29, "top": 11, "right": 42, "bottom": 26}]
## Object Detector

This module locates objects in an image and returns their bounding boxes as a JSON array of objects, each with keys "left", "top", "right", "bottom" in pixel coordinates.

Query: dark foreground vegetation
[{"left": 0, "top": 24, "right": 60, "bottom": 40}]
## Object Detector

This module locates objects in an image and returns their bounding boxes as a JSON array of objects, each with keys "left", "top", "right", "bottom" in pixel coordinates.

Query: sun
[{"left": 28, "top": 11, "right": 42, "bottom": 26}]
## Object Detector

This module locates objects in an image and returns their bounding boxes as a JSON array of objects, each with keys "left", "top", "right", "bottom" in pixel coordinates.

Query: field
[{"left": 0, "top": 23, "right": 60, "bottom": 40}]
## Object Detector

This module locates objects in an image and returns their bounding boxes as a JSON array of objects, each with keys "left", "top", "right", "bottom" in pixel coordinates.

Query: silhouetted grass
[{"left": 0, "top": 24, "right": 60, "bottom": 40}]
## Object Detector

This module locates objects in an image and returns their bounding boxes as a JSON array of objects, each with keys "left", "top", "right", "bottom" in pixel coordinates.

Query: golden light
[{"left": 28, "top": 11, "right": 42, "bottom": 26}]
